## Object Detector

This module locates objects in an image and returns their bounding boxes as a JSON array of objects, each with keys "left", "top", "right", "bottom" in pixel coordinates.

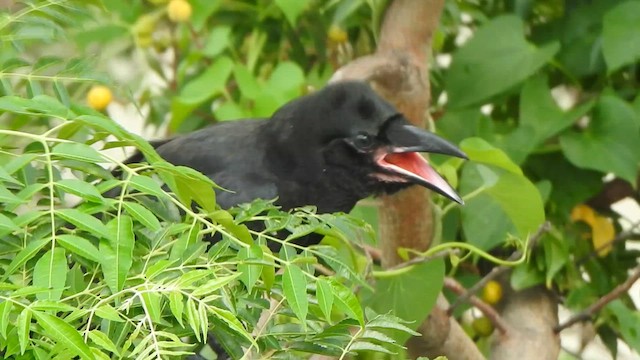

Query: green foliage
[
  {"left": 1, "top": 0, "right": 640, "bottom": 358},
  {"left": 436, "top": 0, "right": 640, "bottom": 356}
]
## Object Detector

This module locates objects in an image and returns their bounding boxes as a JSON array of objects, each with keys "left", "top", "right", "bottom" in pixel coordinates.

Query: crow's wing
[{"left": 153, "top": 120, "right": 278, "bottom": 209}]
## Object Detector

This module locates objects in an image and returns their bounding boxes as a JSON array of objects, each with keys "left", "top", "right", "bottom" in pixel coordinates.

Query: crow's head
[{"left": 269, "top": 81, "right": 467, "bottom": 204}]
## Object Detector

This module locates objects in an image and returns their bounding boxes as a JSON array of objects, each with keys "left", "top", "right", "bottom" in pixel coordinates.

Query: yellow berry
[
  {"left": 167, "top": 0, "right": 192, "bottom": 23},
  {"left": 481, "top": 280, "right": 503, "bottom": 305},
  {"left": 471, "top": 316, "right": 494, "bottom": 337},
  {"left": 87, "top": 86, "right": 113, "bottom": 111},
  {"left": 328, "top": 24, "right": 348, "bottom": 43}
]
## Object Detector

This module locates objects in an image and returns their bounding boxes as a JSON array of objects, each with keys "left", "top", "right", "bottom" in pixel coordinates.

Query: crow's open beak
[{"left": 377, "top": 120, "right": 467, "bottom": 204}]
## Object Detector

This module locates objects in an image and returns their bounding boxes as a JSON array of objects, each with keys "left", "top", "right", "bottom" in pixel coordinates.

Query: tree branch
[
  {"left": 448, "top": 222, "right": 551, "bottom": 314},
  {"left": 554, "top": 265, "right": 640, "bottom": 333},
  {"left": 444, "top": 277, "right": 509, "bottom": 334}
]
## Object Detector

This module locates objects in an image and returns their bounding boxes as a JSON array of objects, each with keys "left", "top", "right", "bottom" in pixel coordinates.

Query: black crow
[
  {"left": 123, "top": 81, "right": 466, "bottom": 220},
  {"left": 126, "top": 80, "right": 466, "bottom": 360}
]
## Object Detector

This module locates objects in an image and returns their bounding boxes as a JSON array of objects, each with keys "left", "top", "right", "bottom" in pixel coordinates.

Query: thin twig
[
  {"left": 444, "top": 277, "right": 509, "bottom": 335},
  {"left": 554, "top": 264, "right": 640, "bottom": 333},
  {"left": 447, "top": 222, "right": 551, "bottom": 314},
  {"left": 385, "top": 248, "right": 461, "bottom": 272}
]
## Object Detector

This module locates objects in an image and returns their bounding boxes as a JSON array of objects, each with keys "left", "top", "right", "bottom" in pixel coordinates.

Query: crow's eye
[{"left": 353, "top": 133, "right": 375, "bottom": 150}]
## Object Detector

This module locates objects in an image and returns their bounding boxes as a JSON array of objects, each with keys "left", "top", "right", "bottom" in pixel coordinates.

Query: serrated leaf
[
  {"left": 100, "top": 216, "right": 134, "bottom": 293},
  {"left": 122, "top": 202, "right": 161, "bottom": 232},
  {"left": 316, "top": 277, "right": 334, "bottom": 321},
  {"left": 88, "top": 330, "right": 120, "bottom": 356},
  {"left": 33, "top": 248, "right": 67, "bottom": 301},
  {"left": 55, "top": 179, "right": 104, "bottom": 202},
  {"left": 169, "top": 292, "right": 184, "bottom": 327},
  {"left": 129, "top": 175, "right": 167, "bottom": 198},
  {"left": 282, "top": 264, "right": 308, "bottom": 323},
  {"left": 17, "top": 309, "right": 31, "bottom": 354},
  {"left": 94, "top": 305, "right": 123, "bottom": 322},
  {"left": 0, "top": 184, "right": 22, "bottom": 204},
  {"left": 140, "top": 291, "right": 162, "bottom": 323},
  {"left": 30, "top": 300, "right": 76, "bottom": 312},
  {"left": 0, "top": 213, "right": 20, "bottom": 233},
  {"left": 57, "top": 209, "right": 112, "bottom": 241},
  {"left": 330, "top": 280, "right": 364, "bottom": 325},
  {"left": 237, "top": 245, "right": 262, "bottom": 293},
  {"left": 185, "top": 298, "right": 201, "bottom": 341},
  {"left": 33, "top": 311, "right": 95, "bottom": 359},
  {"left": 349, "top": 341, "right": 395, "bottom": 354},
  {"left": 52, "top": 142, "right": 103, "bottom": 163},
  {"left": 0, "top": 300, "right": 12, "bottom": 338},
  {"left": 3, "top": 237, "right": 49, "bottom": 280},
  {"left": 192, "top": 273, "right": 241, "bottom": 296},
  {"left": 57, "top": 234, "right": 101, "bottom": 262}
]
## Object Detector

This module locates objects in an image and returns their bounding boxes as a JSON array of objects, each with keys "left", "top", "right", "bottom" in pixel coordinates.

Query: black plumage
[
  {"left": 124, "top": 80, "right": 467, "bottom": 360},
  {"left": 123, "top": 81, "right": 466, "bottom": 220}
]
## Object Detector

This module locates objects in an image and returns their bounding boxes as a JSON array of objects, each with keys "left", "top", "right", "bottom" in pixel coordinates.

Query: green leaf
[
  {"left": 51, "top": 142, "right": 103, "bottom": 163},
  {"left": 94, "top": 305, "right": 123, "bottom": 322},
  {"left": 275, "top": 0, "right": 310, "bottom": 25},
  {"left": 369, "top": 259, "right": 444, "bottom": 343},
  {"left": 210, "top": 210, "right": 254, "bottom": 245},
  {"left": 560, "top": 96, "right": 640, "bottom": 184},
  {"left": 602, "top": 1, "right": 640, "bottom": 72},
  {"left": 446, "top": 15, "right": 559, "bottom": 108},
  {"left": 57, "top": 209, "right": 112, "bottom": 241},
  {"left": 177, "top": 56, "right": 233, "bottom": 105},
  {"left": 461, "top": 138, "right": 522, "bottom": 175},
  {"left": 267, "top": 61, "right": 305, "bottom": 100},
  {"left": 122, "top": 202, "right": 161, "bottom": 232},
  {"left": 185, "top": 298, "right": 201, "bottom": 341},
  {"left": 30, "top": 301, "right": 76, "bottom": 313},
  {"left": 57, "top": 234, "right": 101, "bottom": 262},
  {"left": 233, "top": 64, "right": 261, "bottom": 100},
  {"left": 33, "top": 248, "right": 67, "bottom": 301},
  {"left": 202, "top": 26, "right": 232, "bottom": 57},
  {"left": 282, "top": 264, "right": 309, "bottom": 323},
  {"left": 0, "top": 301, "right": 12, "bottom": 339},
  {"left": 349, "top": 341, "right": 395, "bottom": 354},
  {"left": 169, "top": 292, "right": 184, "bottom": 327},
  {"left": 3, "top": 238, "right": 50, "bottom": 280},
  {"left": 607, "top": 300, "right": 640, "bottom": 353},
  {"left": 17, "top": 309, "right": 31, "bottom": 354},
  {"left": 100, "top": 216, "right": 134, "bottom": 293},
  {"left": 0, "top": 184, "right": 23, "bottom": 204},
  {"left": 237, "top": 245, "right": 263, "bottom": 293},
  {"left": 33, "top": 311, "right": 95, "bottom": 360},
  {"left": 88, "top": 330, "right": 120, "bottom": 356},
  {"left": 55, "top": 179, "right": 104, "bottom": 203},
  {"left": 129, "top": 175, "right": 167, "bottom": 198},
  {"left": 460, "top": 162, "right": 545, "bottom": 250},
  {"left": 0, "top": 165, "right": 22, "bottom": 185},
  {"left": 330, "top": 279, "right": 364, "bottom": 325},
  {"left": 192, "top": 273, "right": 241, "bottom": 297},
  {"left": 0, "top": 213, "right": 21, "bottom": 234},
  {"left": 501, "top": 76, "right": 581, "bottom": 164},
  {"left": 316, "top": 277, "right": 334, "bottom": 322},
  {"left": 140, "top": 291, "right": 162, "bottom": 323}
]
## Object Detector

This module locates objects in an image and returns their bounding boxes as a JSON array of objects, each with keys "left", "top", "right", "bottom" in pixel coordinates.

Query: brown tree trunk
[{"left": 331, "top": 1, "right": 484, "bottom": 359}]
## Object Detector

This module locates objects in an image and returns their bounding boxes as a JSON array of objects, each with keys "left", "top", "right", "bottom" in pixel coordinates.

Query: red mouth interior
[{"left": 383, "top": 152, "right": 431, "bottom": 179}]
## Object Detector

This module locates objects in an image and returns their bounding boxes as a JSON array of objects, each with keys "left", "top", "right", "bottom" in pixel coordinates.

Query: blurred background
[{"left": 1, "top": 1, "right": 639, "bottom": 359}]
